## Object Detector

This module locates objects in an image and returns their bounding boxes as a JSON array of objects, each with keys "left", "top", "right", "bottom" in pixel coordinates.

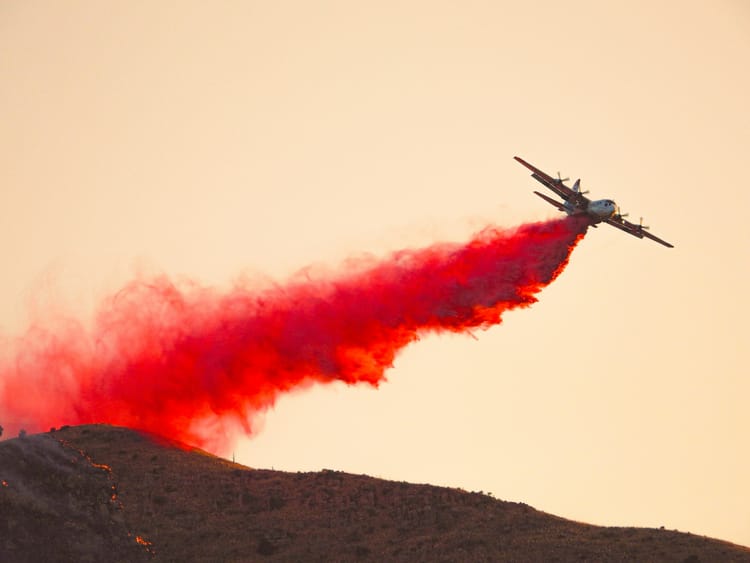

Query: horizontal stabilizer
[{"left": 533, "top": 191, "right": 566, "bottom": 211}]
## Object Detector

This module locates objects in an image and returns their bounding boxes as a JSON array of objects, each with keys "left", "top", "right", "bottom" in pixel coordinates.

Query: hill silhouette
[{"left": 1, "top": 424, "right": 748, "bottom": 562}]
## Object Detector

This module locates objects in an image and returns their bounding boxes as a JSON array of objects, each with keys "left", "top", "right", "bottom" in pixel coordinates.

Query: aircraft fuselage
[{"left": 566, "top": 198, "right": 619, "bottom": 221}]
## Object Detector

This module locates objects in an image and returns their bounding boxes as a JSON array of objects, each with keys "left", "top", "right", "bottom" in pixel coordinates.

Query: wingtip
[{"left": 653, "top": 237, "right": 675, "bottom": 248}]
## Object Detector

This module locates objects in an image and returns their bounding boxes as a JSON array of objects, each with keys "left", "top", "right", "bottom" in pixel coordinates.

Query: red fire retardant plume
[{"left": 0, "top": 216, "right": 588, "bottom": 453}]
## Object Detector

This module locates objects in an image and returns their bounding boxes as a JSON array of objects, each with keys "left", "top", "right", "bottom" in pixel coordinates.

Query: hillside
[{"left": 1, "top": 425, "right": 748, "bottom": 562}]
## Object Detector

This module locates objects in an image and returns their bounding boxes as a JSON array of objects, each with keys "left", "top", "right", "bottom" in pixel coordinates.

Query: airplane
[{"left": 515, "top": 156, "right": 674, "bottom": 248}]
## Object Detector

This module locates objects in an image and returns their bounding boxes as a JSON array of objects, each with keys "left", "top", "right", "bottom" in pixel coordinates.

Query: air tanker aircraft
[{"left": 515, "top": 156, "right": 674, "bottom": 248}]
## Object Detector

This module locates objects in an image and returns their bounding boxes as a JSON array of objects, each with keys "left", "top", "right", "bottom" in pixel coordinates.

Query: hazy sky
[{"left": 2, "top": 0, "right": 749, "bottom": 547}]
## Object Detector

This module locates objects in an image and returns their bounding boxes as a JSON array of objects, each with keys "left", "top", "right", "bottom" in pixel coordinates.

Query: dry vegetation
[{"left": 1, "top": 424, "right": 748, "bottom": 562}]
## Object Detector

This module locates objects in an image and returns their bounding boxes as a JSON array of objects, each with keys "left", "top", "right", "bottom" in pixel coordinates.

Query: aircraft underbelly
[{"left": 587, "top": 204, "right": 616, "bottom": 219}]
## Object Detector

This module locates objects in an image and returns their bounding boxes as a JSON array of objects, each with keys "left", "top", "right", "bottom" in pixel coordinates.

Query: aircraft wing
[
  {"left": 641, "top": 229, "right": 674, "bottom": 248},
  {"left": 514, "top": 156, "right": 578, "bottom": 201},
  {"left": 603, "top": 216, "right": 674, "bottom": 248}
]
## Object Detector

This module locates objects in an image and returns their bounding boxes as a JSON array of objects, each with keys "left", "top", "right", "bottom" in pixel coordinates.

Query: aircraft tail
[{"left": 572, "top": 179, "right": 581, "bottom": 193}]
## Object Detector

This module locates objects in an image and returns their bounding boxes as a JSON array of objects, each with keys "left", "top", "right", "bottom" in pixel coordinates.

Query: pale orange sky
[{"left": 1, "top": 0, "right": 749, "bottom": 547}]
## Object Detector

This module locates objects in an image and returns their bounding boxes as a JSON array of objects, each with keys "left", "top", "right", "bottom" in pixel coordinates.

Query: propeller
[
  {"left": 556, "top": 171, "right": 570, "bottom": 183},
  {"left": 639, "top": 217, "right": 650, "bottom": 230}
]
